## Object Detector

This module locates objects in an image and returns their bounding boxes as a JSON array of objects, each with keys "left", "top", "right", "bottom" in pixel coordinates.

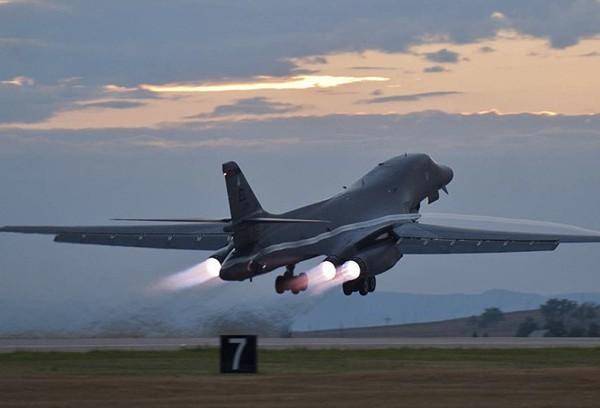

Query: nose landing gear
[
  {"left": 274, "top": 265, "right": 308, "bottom": 294},
  {"left": 342, "top": 275, "right": 376, "bottom": 296}
]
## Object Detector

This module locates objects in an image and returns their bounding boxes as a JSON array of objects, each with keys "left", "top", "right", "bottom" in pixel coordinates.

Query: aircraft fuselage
[{"left": 219, "top": 153, "right": 453, "bottom": 280}]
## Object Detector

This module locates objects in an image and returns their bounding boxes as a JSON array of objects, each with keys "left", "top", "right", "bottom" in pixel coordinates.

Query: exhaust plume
[
  {"left": 307, "top": 260, "right": 362, "bottom": 295},
  {"left": 151, "top": 257, "right": 223, "bottom": 292},
  {"left": 338, "top": 260, "right": 361, "bottom": 281},
  {"left": 306, "top": 261, "right": 336, "bottom": 286}
]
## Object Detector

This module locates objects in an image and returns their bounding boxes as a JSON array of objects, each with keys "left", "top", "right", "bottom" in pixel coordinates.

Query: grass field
[{"left": 2, "top": 348, "right": 600, "bottom": 407}]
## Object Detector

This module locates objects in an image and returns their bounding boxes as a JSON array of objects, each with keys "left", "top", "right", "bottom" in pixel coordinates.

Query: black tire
[
  {"left": 291, "top": 289, "right": 299, "bottom": 295},
  {"left": 342, "top": 282, "right": 353, "bottom": 296},
  {"left": 359, "top": 278, "right": 369, "bottom": 296},
  {"left": 275, "top": 276, "right": 285, "bottom": 294},
  {"left": 368, "top": 275, "right": 376, "bottom": 292}
]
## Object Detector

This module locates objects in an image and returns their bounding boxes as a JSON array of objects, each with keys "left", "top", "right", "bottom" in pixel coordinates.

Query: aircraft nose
[{"left": 439, "top": 165, "right": 453, "bottom": 186}]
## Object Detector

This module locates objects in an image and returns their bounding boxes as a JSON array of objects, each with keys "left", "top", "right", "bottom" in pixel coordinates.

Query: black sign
[{"left": 220, "top": 335, "right": 257, "bottom": 373}]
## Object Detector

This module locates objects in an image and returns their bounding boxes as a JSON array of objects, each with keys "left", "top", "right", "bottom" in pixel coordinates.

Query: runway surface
[{"left": 2, "top": 337, "right": 600, "bottom": 352}]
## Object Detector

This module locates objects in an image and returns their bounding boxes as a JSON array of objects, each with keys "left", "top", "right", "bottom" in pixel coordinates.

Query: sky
[{"left": 1, "top": 1, "right": 600, "bottom": 331}]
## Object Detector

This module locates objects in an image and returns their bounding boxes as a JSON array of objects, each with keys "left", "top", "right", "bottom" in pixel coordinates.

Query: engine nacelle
[
  {"left": 350, "top": 241, "right": 403, "bottom": 276},
  {"left": 210, "top": 243, "right": 234, "bottom": 263}
]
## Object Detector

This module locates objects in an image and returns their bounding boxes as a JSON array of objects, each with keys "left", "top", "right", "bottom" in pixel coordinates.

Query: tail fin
[
  {"left": 222, "top": 161, "right": 265, "bottom": 221},
  {"left": 222, "top": 161, "right": 329, "bottom": 250}
]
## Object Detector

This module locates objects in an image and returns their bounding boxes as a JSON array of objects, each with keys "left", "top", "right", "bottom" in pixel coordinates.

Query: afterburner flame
[
  {"left": 306, "top": 259, "right": 363, "bottom": 296},
  {"left": 151, "top": 257, "right": 222, "bottom": 292},
  {"left": 338, "top": 260, "right": 361, "bottom": 281},
  {"left": 306, "top": 261, "right": 337, "bottom": 286}
]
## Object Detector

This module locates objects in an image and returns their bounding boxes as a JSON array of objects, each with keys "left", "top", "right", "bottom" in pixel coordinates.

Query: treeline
[{"left": 517, "top": 298, "right": 600, "bottom": 337}]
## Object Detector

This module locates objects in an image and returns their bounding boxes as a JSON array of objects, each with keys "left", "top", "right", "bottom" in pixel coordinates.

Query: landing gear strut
[
  {"left": 342, "top": 275, "right": 376, "bottom": 296},
  {"left": 275, "top": 265, "right": 308, "bottom": 294}
]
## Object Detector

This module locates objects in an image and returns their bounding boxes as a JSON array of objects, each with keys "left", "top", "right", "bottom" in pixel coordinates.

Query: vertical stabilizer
[{"left": 222, "top": 161, "right": 265, "bottom": 221}]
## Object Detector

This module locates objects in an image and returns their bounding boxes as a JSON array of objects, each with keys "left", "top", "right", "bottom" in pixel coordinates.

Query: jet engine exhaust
[
  {"left": 151, "top": 257, "right": 223, "bottom": 292},
  {"left": 306, "top": 261, "right": 337, "bottom": 285},
  {"left": 337, "top": 260, "right": 361, "bottom": 281},
  {"left": 306, "top": 260, "right": 362, "bottom": 295}
]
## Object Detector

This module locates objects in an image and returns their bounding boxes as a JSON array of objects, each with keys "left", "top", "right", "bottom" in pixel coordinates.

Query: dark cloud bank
[{"left": 2, "top": 0, "right": 600, "bottom": 86}]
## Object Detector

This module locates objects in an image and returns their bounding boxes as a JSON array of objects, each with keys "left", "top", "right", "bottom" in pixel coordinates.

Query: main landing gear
[
  {"left": 275, "top": 265, "right": 308, "bottom": 294},
  {"left": 342, "top": 275, "right": 376, "bottom": 296}
]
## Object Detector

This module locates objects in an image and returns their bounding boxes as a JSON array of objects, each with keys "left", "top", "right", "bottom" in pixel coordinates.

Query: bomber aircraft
[{"left": 2, "top": 153, "right": 600, "bottom": 296}]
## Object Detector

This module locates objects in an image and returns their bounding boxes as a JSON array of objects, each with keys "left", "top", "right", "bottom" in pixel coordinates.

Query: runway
[{"left": 2, "top": 337, "right": 600, "bottom": 352}]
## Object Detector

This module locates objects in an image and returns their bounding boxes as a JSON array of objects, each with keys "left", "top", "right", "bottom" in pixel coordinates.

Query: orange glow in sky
[
  {"left": 9, "top": 33, "right": 600, "bottom": 130},
  {"left": 138, "top": 75, "right": 389, "bottom": 93}
]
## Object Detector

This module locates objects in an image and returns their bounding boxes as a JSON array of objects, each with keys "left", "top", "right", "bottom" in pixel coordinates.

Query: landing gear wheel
[
  {"left": 358, "top": 278, "right": 369, "bottom": 296},
  {"left": 342, "top": 281, "right": 353, "bottom": 296},
  {"left": 297, "top": 272, "right": 308, "bottom": 291},
  {"left": 367, "top": 275, "right": 376, "bottom": 292},
  {"left": 275, "top": 267, "right": 308, "bottom": 294},
  {"left": 275, "top": 276, "right": 285, "bottom": 294}
]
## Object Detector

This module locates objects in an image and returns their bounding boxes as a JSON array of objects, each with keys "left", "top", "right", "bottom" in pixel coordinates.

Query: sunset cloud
[
  {"left": 360, "top": 91, "right": 462, "bottom": 104},
  {"left": 422, "top": 49, "right": 460, "bottom": 63},
  {"left": 1, "top": 76, "right": 34, "bottom": 86},
  {"left": 186, "top": 97, "right": 302, "bottom": 119},
  {"left": 138, "top": 75, "right": 389, "bottom": 94}
]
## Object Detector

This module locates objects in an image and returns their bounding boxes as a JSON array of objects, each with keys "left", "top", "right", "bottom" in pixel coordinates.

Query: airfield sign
[{"left": 220, "top": 335, "right": 257, "bottom": 373}]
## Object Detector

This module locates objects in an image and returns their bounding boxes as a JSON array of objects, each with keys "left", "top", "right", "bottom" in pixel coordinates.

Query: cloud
[
  {"left": 302, "top": 56, "right": 328, "bottom": 64},
  {"left": 490, "top": 11, "right": 506, "bottom": 21},
  {"left": 350, "top": 66, "right": 396, "bottom": 71},
  {"left": 423, "top": 65, "right": 449, "bottom": 73},
  {"left": 423, "top": 48, "right": 461, "bottom": 63},
  {"left": 1, "top": 1, "right": 600, "bottom": 123},
  {"left": 0, "top": 80, "right": 155, "bottom": 124},
  {"left": 186, "top": 97, "right": 302, "bottom": 119},
  {"left": 0, "top": 80, "right": 99, "bottom": 123},
  {"left": 0, "top": 76, "right": 34, "bottom": 86},
  {"left": 102, "top": 85, "right": 164, "bottom": 100},
  {"left": 77, "top": 100, "right": 145, "bottom": 110},
  {"left": 359, "top": 91, "right": 462, "bottom": 104},
  {"left": 2, "top": 112, "right": 599, "bottom": 153},
  {"left": 2, "top": 1, "right": 600, "bottom": 88},
  {"left": 479, "top": 46, "right": 496, "bottom": 53},
  {"left": 139, "top": 75, "right": 388, "bottom": 93}
]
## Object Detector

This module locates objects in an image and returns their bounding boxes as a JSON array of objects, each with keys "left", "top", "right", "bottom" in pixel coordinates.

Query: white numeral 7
[{"left": 229, "top": 338, "right": 247, "bottom": 371}]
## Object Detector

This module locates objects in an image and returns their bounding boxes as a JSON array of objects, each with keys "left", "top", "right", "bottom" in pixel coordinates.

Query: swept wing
[
  {"left": 394, "top": 222, "right": 600, "bottom": 254},
  {"left": 0, "top": 223, "right": 231, "bottom": 250}
]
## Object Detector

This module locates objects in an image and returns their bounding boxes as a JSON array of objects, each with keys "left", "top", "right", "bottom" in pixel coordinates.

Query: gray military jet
[{"left": 2, "top": 153, "right": 600, "bottom": 296}]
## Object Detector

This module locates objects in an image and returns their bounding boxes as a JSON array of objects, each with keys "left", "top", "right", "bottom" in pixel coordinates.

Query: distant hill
[
  {"left": 3, "top": 288, "right": 600, "bottom": 337},
  {"left": 293, "top": 309, "right": 543, "bottom": 338},
  {"left": 291, "top": 289, "right": 600, "bottom": 331}
]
